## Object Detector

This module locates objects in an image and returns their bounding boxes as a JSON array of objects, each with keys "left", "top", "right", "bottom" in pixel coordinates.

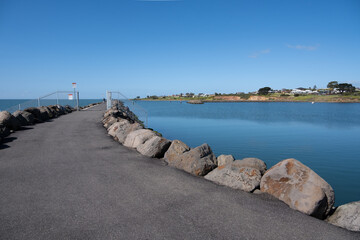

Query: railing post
[
  {"left": 38, "top": 98, "right": 40, "bottom": 107},
  {"left": 19, "top": 104, "right": 21, "bottom": 110},
  {"left": 76, "top": 91, "right": 80, "bottom": 111},
  {"left": 106, "top": 91, "right": 112, "bottom": 110},
  {"left": 56, "top": 91, "right": 59, "bottom": 105}
]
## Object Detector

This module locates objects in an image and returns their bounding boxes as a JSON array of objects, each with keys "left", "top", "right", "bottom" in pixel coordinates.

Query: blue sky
[{"left": 0, "top": 0, "right": 359, "bottom": 98}]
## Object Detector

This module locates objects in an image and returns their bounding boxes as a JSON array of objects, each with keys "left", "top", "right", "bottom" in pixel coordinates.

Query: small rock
[
  {"left": 233, "top": 158, "right": 267, "bottom": 175},
  {"left": 260, "top": 158, "right": 335, "bottom": 219},
  {"left": 253, "top": 189, "right": 263, "bottom": 194},
  {"left": 326, "top": 201, "right": 360, "bottom": 232},
  {"left": 123, "top": 129, "right": 157, "bottom": 148},
  {"left": 204, "top": 161, "right": 262, "bottom": 192},
  {"left": 137, "top": 136, "right": 171, "bottom": 158},
  {"left": 217, "top": 154, "right": 234, "bottom": 166}
]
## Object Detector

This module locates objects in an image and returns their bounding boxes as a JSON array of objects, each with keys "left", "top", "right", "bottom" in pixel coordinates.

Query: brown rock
[{"left": 260, "top": 158, "right": 334, "bottom": 219}]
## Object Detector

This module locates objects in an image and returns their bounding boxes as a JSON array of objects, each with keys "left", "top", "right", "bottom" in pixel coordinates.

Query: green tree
[
  {"left": 258, "top": 87, "right": 272, "bottom": 95},
  {"left": 338, "top": 83, "right": 355, "bottom": 94},
  {"left": 327, "top": 81, "right": 339, "bottom": 89}
]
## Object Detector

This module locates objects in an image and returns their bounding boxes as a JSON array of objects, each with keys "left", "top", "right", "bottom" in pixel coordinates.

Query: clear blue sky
[{"left": 0, "top": 0, "right": 359, "bottom": 98}]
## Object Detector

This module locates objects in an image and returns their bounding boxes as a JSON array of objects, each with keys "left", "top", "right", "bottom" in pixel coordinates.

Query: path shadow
[
  {"left": 0, "top": 137, "right": 16, "bottom": 150},
  {"left": 19, "top": 126, "right": 34, "bottom": 131},
  {"left": 0, "top": 144, "right": 10, "bottom": 150},
  {"left": 1, "top": 137, "right": 17, "bottom": 144}
]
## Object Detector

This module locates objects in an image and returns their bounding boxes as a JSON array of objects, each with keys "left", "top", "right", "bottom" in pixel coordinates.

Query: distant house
[{"left": 290, "top": 88, "right": 318, "bottom": 95}]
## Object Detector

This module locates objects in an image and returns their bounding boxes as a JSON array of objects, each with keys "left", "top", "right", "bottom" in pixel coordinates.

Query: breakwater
[
  {"left": 103, "top": 102, "right": 360, "bottom": 232},
  {"left": 0, "top": 102, "right": 102, "bottom": 143}
]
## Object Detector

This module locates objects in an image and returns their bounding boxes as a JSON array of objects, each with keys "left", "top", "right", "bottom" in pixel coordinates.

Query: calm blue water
[
  {"left": 128, "top": 101, "right": 360, "bottom": 206},
  {"left": 0, "top": 99, "right": 101, "bottom": 112}
]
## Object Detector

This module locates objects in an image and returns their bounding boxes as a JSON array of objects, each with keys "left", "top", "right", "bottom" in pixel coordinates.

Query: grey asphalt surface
[{"left": 0, "top": 103, "right": 359, "bottom": 240}]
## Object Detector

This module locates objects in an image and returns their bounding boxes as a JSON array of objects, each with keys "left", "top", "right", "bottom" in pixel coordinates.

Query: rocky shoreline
[
  {"left": 0, "top": 102, "right": 102, "bottom": 143},
  {"left": 102, "top": 102, "right": 359, "bottom": 232}
]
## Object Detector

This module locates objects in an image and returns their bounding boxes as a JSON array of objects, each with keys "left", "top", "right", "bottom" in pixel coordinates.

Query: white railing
[
  {"left": 3, "top": 91, "right": 79, "bottom": 113},
  {"left": 106, "top": 90, "right": 148, "bottom": 127}
]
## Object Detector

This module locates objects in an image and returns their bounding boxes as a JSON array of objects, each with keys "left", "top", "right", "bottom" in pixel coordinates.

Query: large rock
[
  {"left": 260, "top": 158, "right": 335, "bottom": 219},
  {"left": 13, "top": 111, "right": 29, "bottom": 126},
  {"left": 39, "top": 106, "right": 54, "bottom": 119},
  {"left": 123, "top": 129, "right": 157, "bottom": 149},
  {"left": 38, "top": 107, "right": 50, "bottom": 120},
  {"left": 19, "top": 111, "right": 35, "bottom": 124},
  {"left": 205, "top": 161, "right": 262, "bottom": 192},
  {"left": 0, "top": 111, "right": 12, "bottom": 127},
  {"left": 217, "top": 154, "right": 234, "bottom": 166},
  {"left": 326, "top": 201, "right": 360, "bottom": 232},
  {"left": 24, "top": 107, "right": 43, "bottom": 122},
  {"left": 114, "top": 122, "right": 143, "bottom": 143},
  {"left": 164, "top": 140, "right": 217, "bottom": 176},
  {"left": 233, "top": 158, "right": 267, "bottom": 175},
  {"left": 103, "top": 116, "right": 118, "bottom": 129},
  {"left": 136, "top": 136, "right": 171, "bottom": 158},
  {"left": 107, "top": 120, "right": 130, "bottom": 137},
  {"left": 0, "top": 111, "right": 21, "bottom": 130}
]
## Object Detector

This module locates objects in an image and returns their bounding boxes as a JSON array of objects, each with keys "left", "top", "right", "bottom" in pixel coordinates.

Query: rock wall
[
  {"left": 1, "top": 102, "right": 102, "bottom": 143},
  {"left": 103, "top": 101, "right": 359, "bottom": 232}
]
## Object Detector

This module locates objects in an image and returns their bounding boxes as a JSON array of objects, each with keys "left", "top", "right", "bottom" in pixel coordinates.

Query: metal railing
[
  {"left": 106, "top": 90, "right": 148, "bottom": 127},
  {"left": 3, "top": 91, "right": 79, "bottom": 113}
]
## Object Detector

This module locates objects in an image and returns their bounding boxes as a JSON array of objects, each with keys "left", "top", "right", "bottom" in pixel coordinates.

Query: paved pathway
[{"left": 0, "top": 104, "right": 359, "bottom": 239}]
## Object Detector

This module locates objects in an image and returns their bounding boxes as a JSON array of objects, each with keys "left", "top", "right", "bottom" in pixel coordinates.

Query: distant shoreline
[{"left": 135, "top": 98, "right": 360, "bottom": 103}]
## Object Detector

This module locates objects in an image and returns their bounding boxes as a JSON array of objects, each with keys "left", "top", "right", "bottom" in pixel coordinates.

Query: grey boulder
[
  {"left": 13, "top": 111, "right": 29, "bottom": 126},
  {"left": 114, "top": 122, "right": 143, "bottom": 143},
  {"left": 164, "top": 140, "right": 217, "bottom": 176},
  {"left": 107, "top": 120, "right": 130, "bottom": 138},
  {"left": 204, "top": 160, "right": 262, "bottom": 192},
  {"left": 38, "top": 107, "right": 50, "bottom": 120},
  {"left": 19, "top": 111, "right": 35, "bottom": 124},
  {"left": 326, "top": 201, "right": 360, "bottom": 232},
  {"left": 123, "top": 129, "right": 157, "bottom": 149},
  {"left": 103, "top": 116, "right": 118, "bottom": 129},
  {"left": 217, "top": 154, "right": 234, "bottom": 166},
  {"left": 0, "top": 111, "right": 21, "bottom": 130},
  {"left": 233, "top": 157, "right": 267, "bottom": 175},
  {"left": 24, "top": 107, "right": 43, "bottom": 122},
  {"left": 136, "top": 136, "right": 171, "bottom": 158}
]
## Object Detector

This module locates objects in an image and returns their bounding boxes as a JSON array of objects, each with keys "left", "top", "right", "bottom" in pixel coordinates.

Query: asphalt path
[{"left": 0, "top": 103, "right": 359, "bottom": 239}]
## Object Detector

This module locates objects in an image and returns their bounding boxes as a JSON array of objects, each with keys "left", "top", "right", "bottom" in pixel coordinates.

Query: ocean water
[
  {"left": 127, "top": 101, "right": 360, "bottom": 206},
  {"left": 0, "top": 99, "right": 102, "bottom": 112}
]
